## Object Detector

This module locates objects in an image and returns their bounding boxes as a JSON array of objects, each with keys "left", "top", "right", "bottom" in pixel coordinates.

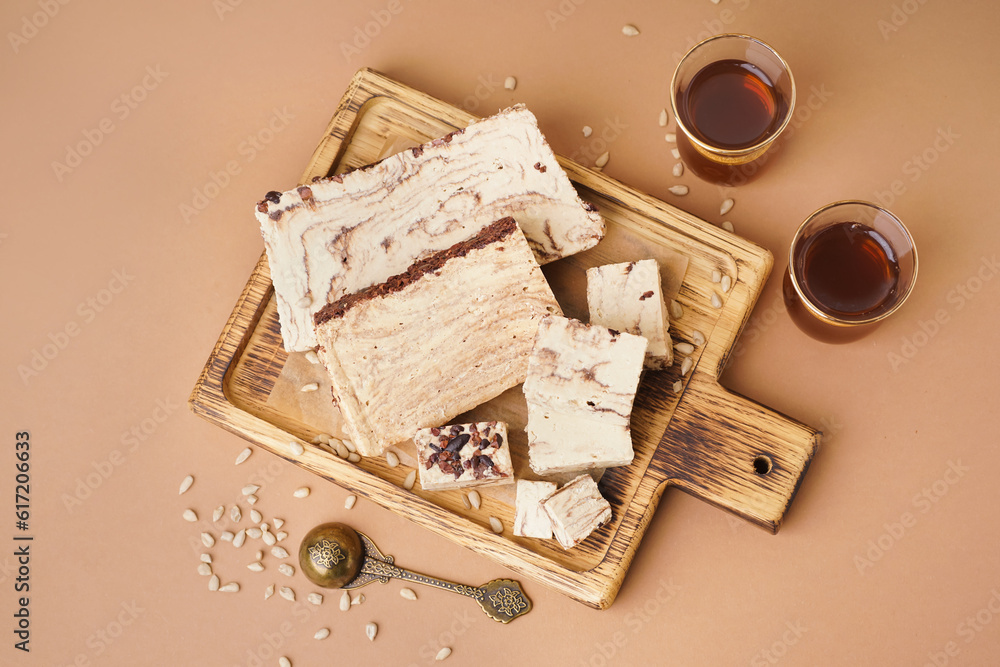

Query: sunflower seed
[
  {"left": 201, "top": 533, "right": 215, "bottom": 548},
  {"left": 681, "top": 357, "right": 693, "bottom": 376},
  {"left": 272, "top": 546, "right": 289, "bottom": 559},
  {"left": 276, "top": 531, "right": 288, "bottom": 542},
  {"left": 263, "top": 531, "right": 277, "bottom": 546},
  {"left": 300, "top": 383, "right": 319, "bottom": 393},
  {"left": 183, "top": 509, "right": 198, "bottom": 522},
  {"left": 198, "top": 563, "right": 212, "bottom": 576},
  {"left": 288, "top": 441, "right": 305, "bottom": 456},
  {"left": 314, "top": 627, "right": 330, "bottom": 640},
  {"left": 622, "top": 24, "right": 639, "bottom": 36},
  {"left": 595, "top": 151, "right": 610, "bottom": 168},
  {"left": 279, "top": 586, "right": 295, "bottom": 602},
  {"left": 669, "top": 300, "right": 684, "bottom": 320},
  {"left": 345, "top": 495, "right": 357, "bottom": 510},
  {"left": 582, "top": 125, "right": 593, "bottom": 137},
  {"left": 178, "top": 475, "right": 194, "bottom": 495},
  {"left": 296, "top": 295, "right": 312, "bottom": 308},
  {"left": 711, "top": 292, "right": 723, "bottom": 309},
  {"left": 658, "top": 109, "right": 668, "bottom": 127},
  {"left": 278, "top": 564, "right": 295, "bottom": 577},
  {"left": 489, "top": 516, "right": 503, "bottom": 533},
  {"left": 293, "top": 487, "right": 310, "bottom": 498},
  {"left": 279, "top": 657, "right": 291, "bottom": 667},
  {"left": 675, "top": 342, "right": 695, "bottom": 355},
  {"left": 209, "top": 574, "right": 220, "bottom": 591},
  {"left": 340, "top": 591, "right": 351, "bottom": 611},
  {"left": 347, "top": 452, "right": 361, "bottom": 463},
  {"left": 436, "top": 647, "right": 452, "bottom": 661},
  {"left": 231, "top": 506, "right": 241, "bottom": 523},
  {"left": 200, "top": 553, "right": 212, "bottom": 564},
  {"left": 219, "top": 582, "right": 240, "bottom": 593},
  {"left": 469, "top": 490, "right": 482, "bottom": 510},
  {"left": 256, "top": 550, "right": 263, "bottom": 560},
  {"left": 247, "top": 494, "right": 258, "bottom": 505},
  {"left": 235, "top": 529, "right": 249, "bottom": 548},
  {"left": 273, "top": 518, "right": 284, "bottom": 530},
  {"left": 403, "top": 470, "right": 416, "bottom": 490},
  {"left": 248, "top": 562, "right": 264, "bottom": 572},
  {"left": 304, "top": 350, "right": 320, "bottom": 364},
  {"left": 385, "top": 451, "right": 399, "bottom": 468},
  {"left": 721, "top": 275, "right": 732, "bottom": 293},
  {"left": 720, "top": 198, "right": 734, "bottom": 216},
  {"left": 665, "top": 132, "right": 676, "bottom": 142},
  {"left": 308, "top": 593, "right": 323, "bottom": 606},
  {"left": 242, "top": 484, "right": 260, "bottom": 496},
  {"left": 247, "top": 509, "right": 259, "bottom": 524},
  {"left": 504, "top": 76, "right": 517, "bottom": 90},
  {"left": 672, "top": 162, "right": 684, "bottom": 178},
  {"left": 366, "top": 623, "right": 378, "bottom": 641},
  {"left": 260, "top": 522, "right": 269, "bottom": 532},
  {"left": 220, "top": 531, "right": 234, "bottom": 542},
  {"left": 668, "top": 185, "right": 689, "bottom": 196},
  {"left": 265, "top": 584, "right": 274, "bottom": 600},
  {"left": 235, "top": 447, "right": 252, "bottom": 465},
  {"left": 711, "top": 270, "right": 721, "bottom": 283},
  {"left": 343, "top": 439, "right": 357, "bottom": 454},
  {"left": 462, "top": 493, "right": 471, "bottom": 510},
  {"left": 721, "top": 220, "right": 735, "bottom": 232},
  {"left": 672, "top": 380, "right": 683, "bottom": 393},
  {"left": 247, "top": 527, "right": 262, "bottom": 539},
  {"left": 400, "top": 588, "right": 417, "bottom": 601},
  {"left": 334, "top": 441, "right": 350, "bottom": 458},
  {"left": 671, "top": 147, "right": 681, "bottom": 160},
  {"left": 692, "top": 330, "right": 706, "bottom": 346},
  {"left": 213, "top": 505, "right": 225, "bottom": 522}
]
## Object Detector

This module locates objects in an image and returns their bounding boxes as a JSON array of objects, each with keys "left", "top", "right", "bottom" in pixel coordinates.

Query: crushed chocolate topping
[
  {"left": 296, "top": 185, "right": 314, "bottom": 200},
  {"left": 533, "top": 162, "right": 547, "bottom": 173},
  {"left": 411, "top": 146, "right": 424, "bottom": 158},
  {"left": 639, "top": 290, "right": 654, "bottom": 301},
  {"left": 257, "top": 201, "right": 268, "bottom": 213},
  {"left": 583, "top": 201, "right": 599, "bottom": 213},
  {"left": 314, "top": 218, "right": 519, "bottom": 325},
  {"left": 265, "top": 191, "right": 282, "bottom": 204},
  {"left": 269, "top": 209, "right": 283, "bottom": 222}
]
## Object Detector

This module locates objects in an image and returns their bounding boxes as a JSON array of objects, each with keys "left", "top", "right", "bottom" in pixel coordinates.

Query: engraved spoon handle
[{"left": 359, "top": 558, "right": 484, "bottom": 600}]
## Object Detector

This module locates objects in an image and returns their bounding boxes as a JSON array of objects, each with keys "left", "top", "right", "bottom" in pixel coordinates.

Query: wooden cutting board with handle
[{"left": 190, "top": 68, "right": 820, "bottom": 610}]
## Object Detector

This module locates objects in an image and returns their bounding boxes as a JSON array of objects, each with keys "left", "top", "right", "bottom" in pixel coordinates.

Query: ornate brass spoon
[{"left": 299, "top": 522, "right": 531, "bottom": 624}]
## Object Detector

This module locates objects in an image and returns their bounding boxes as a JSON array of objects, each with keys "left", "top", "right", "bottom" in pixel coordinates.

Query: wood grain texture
[{"left": 189, "top": 68, "right": 819, "bottom": 610}]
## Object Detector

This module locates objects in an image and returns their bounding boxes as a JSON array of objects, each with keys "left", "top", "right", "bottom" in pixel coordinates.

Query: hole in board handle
[{"left": 752, "top": 455, "right": 773, "bottom": 476}]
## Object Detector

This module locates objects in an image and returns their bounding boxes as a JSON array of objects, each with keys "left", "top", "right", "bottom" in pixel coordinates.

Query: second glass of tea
[
  {"left": 783, "top": 201, "right": 919, "bottom": 343},
  {"left": 670, "top": 34, "right": 796, "bottom": 186}
]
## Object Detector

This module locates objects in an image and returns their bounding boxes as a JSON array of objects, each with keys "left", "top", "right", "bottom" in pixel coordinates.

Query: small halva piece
[
  {"left": 513, "top": 479, "right": 558, "bottom": 539},
  {"left": 414, "top": 422, "right": 514, "bottom": 491},
  {"left": 541, "top": 474, "right": 612, "bottom": 550}
]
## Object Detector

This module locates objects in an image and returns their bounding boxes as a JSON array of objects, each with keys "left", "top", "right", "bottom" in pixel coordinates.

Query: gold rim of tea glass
[
  {"left": 787, "top": 200, "right": 919, "bottom": 327},
  {"left": 670, "top": 33, "right": 797, "bottom": 163}
]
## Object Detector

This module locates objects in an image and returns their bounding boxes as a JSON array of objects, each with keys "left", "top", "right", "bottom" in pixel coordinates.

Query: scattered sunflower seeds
[
  {"left": 436, "top": 647, "right": 453, "bottom": 661},
  {"left": 279, "top": 586, "right": 295, "bottom": 602},
  {"left": 256, "top": 550, "right": 264, "bottom": 560},
  {"left": 721, "top": 220, "right": 735, "bottom": 233},
  {"left": 595, "top": 151, "right": 610, "bottom": 169},
  {"left": 247, "top": 527, "right": 263, "bottom": 539},
  {"left": 288, "top": 441, "right": 305, "bottom": 456},
  {"left": 489, "top": 516, "right": 503, "bottom": 534},
  {"left": 675, "top": 342, "right": 695, "bottom": 355},
  {"left": 263, "top": 531, "right": 277, "bottom": 546},
  {"left": 658, "top": 109, "right": 668, "bottom": 127},
  {"left": 403, "top": 470, "right": 416, "bottom": 491},
  {"left": 711, "top": 270, "right": 721, "bottom": 283},
  {"left": 400, "top": 588, "right": 417, "bottom": 601},
  {"left": 231, "top": 506, "right": 241, "bottom": 523},
  {"left": 234, "top": 529, "right": 248, "bottom": 548},
  {"left": 314, "top": 628, "right": 330, "bottom": 640},
  {"left": 272, "top": 546, "right": 289, "bottom": 559},
  {"left": 385, "top": 451, "right": 399, "bottom": 468},
  {"left": 504, "top": 76, "right": 517, "bottom": 90},
  {"left": 212, "top": 505, "right": 225, "bottom": 522},
  {"left": 278, "top": 564, "right": 295, "bottom": 577},
  {"left": 711, "top": 293, "right": 723, "bottom": 309},
  {"left": 622, "top": 23, "right": 639, "bottom": 36},
  {"left": 250, "top": 509, "right": 262, "bottom": 524},
  {"left": 347, "top": 452, "right": 361, "bottom": 463},
  {"left": 198, "top": 563, "right": 212, "bottom": 576},
  {"left": 248, "top": 562, "right": 265, "bottom": 572},
  {"left": 201, "top": 533, "right": 215, "bottom": 548},
  {"left": 681, "top": 357, "right": 693, "bottom": 376},
  {"left": 335, "top": 441, "right": 350, "bottom": 458},
  {"left": 340, "top": 591, "right": 351, "bottom": 612},
  {"left": 178, "top": 475, "right": 194, "bottom": 495},
  {"left": 665, "top": 132, "right": 676, "bottom": 142},
  {"left": 720, "top": 198, "right": 734, "bottom": 216},
  {"left": 345, "top": 495, "right": 357, "bottom": 510},
  {"left": 183, "top": 509, "right": 198, "bottom": 522},
  {"left": 265, "top": 584, "right": 274, "bottom": 600},
  {"left": 200, "top": 553, "right": 212, "bottom": 564},
  {"left": 308, "top": 593, "right": 323, "bottom": 606},
  {"left": 300, "top": 382, "right": 319, "bottom": 393},
  {"left": 279, "top": 657, "right": 291, "bottom": 667},
  {"left": 469, "top": 490, "right": 482, "bottom": 510},
  {"left": 669, "top": 300, "right": 684, "bottom": 320},
  {"left": 242, "top": 484, "right": 260, "bottom": 496},
  {"left": 343, "top": 439, "right": 358, "bottom": 454},
  {"left": 461, "top": 493, "right": 471, "bottom": 510},
  {"left": 366, "top": 623, "right": 378, "bottom": 642},
  {"left": 247, "top": 495, "right": 260, "bottom": 507},
  {"left": 273, "top": 519, "right": 284, "bottom": 530},
  {"left": 668, "top": 185, "right": 689, "bottom": 196},
  {"left": 351, "top": 593, "right": 365, "bottom": 606},
  {"left": 312, "top": 433, "right": 331, "bottom": 445},
  {"left": 672, "top": 162, "right": 684, "bottom": 178},
  {"left": 220, "top": 531, "right": 234, "bottom": 542},
  {"left": 209, "top": 574, "right": 220, "bottom": 591},
  {"left": 293, "top": 487, "right": 310, "bottom": 499},
  {"left": 235, "top": 447, "right": 252, "bottom": 465},
  {"left": 219, "top": 582, "right": 240, "bottom": 593},
  {"left": 304, "top": 350, "right": 320, "bottom": 364},
  {"left": 721, "top": 275, "right": 732, "bottom": 293},
  {"left": 276, "top": 531, "right": 288, "bottom": 542},
  {"left": 672, "top": 380, "right": 683, "bottom": 393},
  {"left": 671, "top": 147, "right": 681, "bottom": 160},
  {"left": 582, "top": 125, "right": 593, "bottom": 137}
]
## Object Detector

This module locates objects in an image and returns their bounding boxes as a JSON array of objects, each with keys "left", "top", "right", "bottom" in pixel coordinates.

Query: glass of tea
[
  {"left": 670, "top": 34, "right": 796, "bottom": 186},
  {"left": 783, "top": 201, "right": 918, "bottom": 343}
]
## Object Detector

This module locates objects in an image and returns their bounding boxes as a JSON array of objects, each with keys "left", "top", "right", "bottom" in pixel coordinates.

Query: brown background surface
[{"left": 3, "top": 0, "right": 999, "bottom": 665}]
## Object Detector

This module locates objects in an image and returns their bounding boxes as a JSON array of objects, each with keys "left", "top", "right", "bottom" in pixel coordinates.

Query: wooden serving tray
[{"left": 190, "top": 68, "right": 819, "bottom": 610}]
